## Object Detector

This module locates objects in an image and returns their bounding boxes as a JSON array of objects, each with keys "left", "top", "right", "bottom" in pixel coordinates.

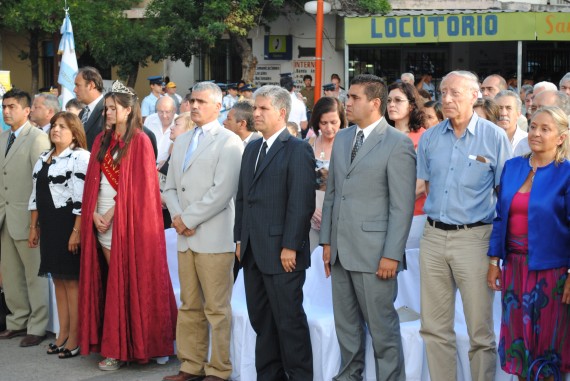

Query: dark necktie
[
  {"left": 255, "top": 141, "right": 268, "bottom": 173},
  {"left": 351, "top": 130, "right": 364, "bottom": 162},
  {"left": 81, "top": 106, "right": 90, "bottom": 125},
  {"left": 5, "top": 132, "right": 15, "bottom": 157}
]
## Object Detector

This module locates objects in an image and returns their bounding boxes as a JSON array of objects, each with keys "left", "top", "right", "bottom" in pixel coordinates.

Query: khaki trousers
[
  {"left": 0, "top": 225, "right": 48, "bottom": 336},
  {"left": 176, "top": 248, "right": 234, "bottom": 379},
  {"left": 419, "top": 223, "right": 496, "bottom": 381}
]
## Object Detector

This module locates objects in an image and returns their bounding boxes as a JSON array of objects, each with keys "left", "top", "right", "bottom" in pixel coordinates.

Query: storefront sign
[
  {"left": 293, "top": 60, "right": 319, "bottom": 88},
  {"left": 345, "top": 12, "right": 570, "bottom": 44},
  {"left": 254, "top": 64, "right": 281, "bottom": 87}
]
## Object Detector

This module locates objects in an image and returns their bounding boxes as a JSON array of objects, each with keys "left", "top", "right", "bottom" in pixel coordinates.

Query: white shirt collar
[
  {"left": 11, "top": 123, "right": 26, "bottom": 138},
  {"left": 86, "top": 94, "right": 104, "bottom": 116},
  {"left": 263, "top": 126, "right": 287, "bottom": 152},
  {"left": 354, "top": 117, "right": 382, "bottom": 143},
  {"left": 197, "top": 119, "right": 220, "bottom": 134}
]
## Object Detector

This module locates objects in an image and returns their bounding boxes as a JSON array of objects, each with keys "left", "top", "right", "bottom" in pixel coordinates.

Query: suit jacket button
[
  {"left": 342, "top": 196, "right": 345, "bottom": 200},
  {"left": 346, "top": 175, "right": 350, "bottom": 179},
  {"left": 182, "top": 187, "right": 185, "bottom": 191}
]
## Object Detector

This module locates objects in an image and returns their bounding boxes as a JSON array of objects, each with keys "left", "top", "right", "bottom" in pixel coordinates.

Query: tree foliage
[
  {"left": 0, "top": 0, "right": 151, "bottom": 91},
  {"left": 145, "top": 0, "right": 390, "bottom": 82}
]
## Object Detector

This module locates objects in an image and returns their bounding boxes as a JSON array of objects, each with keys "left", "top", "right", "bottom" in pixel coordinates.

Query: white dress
[{"left": 97, "top": 172, "right": 117, "bottom": 250}]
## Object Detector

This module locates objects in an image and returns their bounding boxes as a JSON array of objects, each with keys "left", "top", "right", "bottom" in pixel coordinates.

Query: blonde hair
[
  {"left": 174, "top": 112, "right": 194, "bottom": 131},
  {"left": 530, "top": 106, "right": 569, "bottom": 163}
]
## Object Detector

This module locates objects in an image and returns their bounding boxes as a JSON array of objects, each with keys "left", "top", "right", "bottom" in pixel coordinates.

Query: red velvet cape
[{"left": 78, "top": 130, "right": 177, "bottom": 361}]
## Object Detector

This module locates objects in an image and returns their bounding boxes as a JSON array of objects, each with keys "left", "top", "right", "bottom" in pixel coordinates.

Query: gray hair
[
  {"left": 232, "top": 101, "right": 255, "bottom": 132},
  {"left": 495, "top": 90, "right": 522, "bottom": 113},
  {"left": 559, "top": 72, "right": 570, "bottom": 88},
  {"left": 534, "top": 81, "right": 557, "bottom": 93},
  {"left": 35, "top": 93, "right": 61, "bottom": 113},
  {"left": 535, "top": 90, "right": 570, "bottom": 116},
  {"left": 191, "top": 82, "right": 223, "bottom": 104},
  {"left": 441, "top": 70, "right": 480, "bottom": 92},
  {"left": 253, "top": 85, "right": 291, "bottom": 121},
  {"left": 401, "top": 72, "right": 414, "bottom": 83},
  {"left": 521, "top": 84, "right": 534, "bottom": 96}
]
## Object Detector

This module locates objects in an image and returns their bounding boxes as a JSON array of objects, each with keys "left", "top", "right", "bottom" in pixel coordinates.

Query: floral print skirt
[{"left": 499, "top": 252, "right": 570, "bottom": 378}]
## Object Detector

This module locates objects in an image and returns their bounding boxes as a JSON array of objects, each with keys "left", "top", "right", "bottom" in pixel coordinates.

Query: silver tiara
[{"left": 111, "top": 80, "right": 135, "bottom": 96}]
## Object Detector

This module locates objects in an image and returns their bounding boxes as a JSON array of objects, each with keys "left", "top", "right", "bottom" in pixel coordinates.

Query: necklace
[
  {"left": 528, "top": 153, "right": 554, "bottom": 182},
  {"left": 318, "top": 136, "right": 330, "bottom": 160}
]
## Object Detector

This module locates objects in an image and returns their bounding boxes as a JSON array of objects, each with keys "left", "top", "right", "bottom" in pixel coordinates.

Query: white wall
[{"left": 248, "top": 13, "right": 345, "bottom": 87}]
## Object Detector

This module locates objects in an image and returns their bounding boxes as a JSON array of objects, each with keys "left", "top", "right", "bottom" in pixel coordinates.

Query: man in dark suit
[
  {"left": 74, "top": 67, "right": 105, "bottom": 151},
  {"left": 320, "top": 74, "right": 416, "bottom": 381},
  {"left": 234, "top": 85, "right": 316, "bottom": 381}
]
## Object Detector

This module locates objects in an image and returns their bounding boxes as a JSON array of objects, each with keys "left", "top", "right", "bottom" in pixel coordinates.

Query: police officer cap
[
  {"left": 323, "top": 83, "right": 335, "bottom": 91},
  {"left": 147, "top": 75, "right": 163, "bottom": 85}
]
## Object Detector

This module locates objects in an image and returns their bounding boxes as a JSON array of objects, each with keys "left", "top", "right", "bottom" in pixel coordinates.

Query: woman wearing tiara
[{"left": 78, "top": 81, "right": 177, "bottom": 371}]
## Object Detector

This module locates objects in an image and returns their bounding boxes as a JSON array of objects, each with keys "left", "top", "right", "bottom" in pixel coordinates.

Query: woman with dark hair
[
  {"left": 78, "top": 81, "right": 177, "bottom": 371},
  {"left": 488, "top": 106, "right": 570, "bottom": 380},
  {"left": 386, "top": 82, "right": 425, "bottom": 148},
  {"left": 307, "top": 96, "right": 346, "bottom": 252},
  {"left": 28, "top": 112, "right": 89, "bottom": 359},
  {"left": 423, "top": 100, "right": 443, "bottom": 129},
  {"left": 386, "top": 81, "right": 427, "bottom": 216}
]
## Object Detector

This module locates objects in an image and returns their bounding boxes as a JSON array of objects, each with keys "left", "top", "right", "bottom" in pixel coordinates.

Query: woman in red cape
[{"left": 78, "top": 81, "right": 177, "bottom": 370}]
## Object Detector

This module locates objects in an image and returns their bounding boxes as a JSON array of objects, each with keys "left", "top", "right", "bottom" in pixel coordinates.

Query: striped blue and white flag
[{"left": 58, "top": 10, "right": 78, "bottom": 108}]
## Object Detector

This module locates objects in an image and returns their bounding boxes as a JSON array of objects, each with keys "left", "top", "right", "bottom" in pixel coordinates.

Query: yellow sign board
[
  {"left": 345, "top": 12, "right": 570, "bottom": 45},
  {"left": 536, "top": 12, "right": 570, "bottom": 40}
]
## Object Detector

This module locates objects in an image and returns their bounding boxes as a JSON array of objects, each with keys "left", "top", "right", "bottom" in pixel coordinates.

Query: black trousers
[{"left": 242, "top": 245, "right": 313, "bottom": 381}]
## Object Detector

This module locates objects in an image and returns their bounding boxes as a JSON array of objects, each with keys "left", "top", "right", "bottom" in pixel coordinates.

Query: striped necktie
[
  {"left": 81, "top": 106, "right": 90, "bottom": 125},
  {"left": 5, "top": 132, "right": 15, "bottom": 157}
]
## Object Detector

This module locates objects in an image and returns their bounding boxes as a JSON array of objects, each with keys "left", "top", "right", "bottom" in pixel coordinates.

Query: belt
[{"left": 427, "top": 217, "right": 489, "bottom": 231}]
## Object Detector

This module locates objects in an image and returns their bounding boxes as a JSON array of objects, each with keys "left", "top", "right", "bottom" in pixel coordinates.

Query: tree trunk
[
  {"left": 126, "top": 64, "right": 139, "bottom": 89},
  {"left": 29, "top": 28, "right": 40, "bottom": 95},
  {"left": 232, "top": 34, "right": 257, "bottom": 84}
]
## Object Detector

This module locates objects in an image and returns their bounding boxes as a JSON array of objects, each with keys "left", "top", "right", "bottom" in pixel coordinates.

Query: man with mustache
[{"left": 495, "top": 90, "right": 528, "bottom": 153}]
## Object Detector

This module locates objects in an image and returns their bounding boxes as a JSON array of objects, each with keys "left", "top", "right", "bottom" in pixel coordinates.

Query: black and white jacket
[{"left": 28, "top": 147, "right": 90, "bottom": 215}]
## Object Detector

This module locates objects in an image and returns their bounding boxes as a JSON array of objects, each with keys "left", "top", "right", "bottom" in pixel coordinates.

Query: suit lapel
[
  {"left": 4, "top": 122, "right": 32, "bottom": 165},
  {"left": 348, "top": 119, "right": 387, "bottom": 172},
  {"left": 251, "top": 129, "right": 289, "bottom": 185}
]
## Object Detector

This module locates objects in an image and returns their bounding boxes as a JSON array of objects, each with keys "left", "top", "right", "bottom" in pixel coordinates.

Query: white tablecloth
[{"left": 48, "top": 224, "right": 569, "bottom": 380}]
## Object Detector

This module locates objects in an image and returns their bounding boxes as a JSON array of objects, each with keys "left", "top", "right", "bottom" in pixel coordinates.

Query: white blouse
[{"left": 28, "top": 147, "right": 90, "bottom": 215}]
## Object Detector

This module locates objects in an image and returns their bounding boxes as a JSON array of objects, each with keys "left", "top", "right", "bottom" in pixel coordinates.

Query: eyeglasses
[{"left": 387, "top": 98, "right": 409, "bottom": 105}]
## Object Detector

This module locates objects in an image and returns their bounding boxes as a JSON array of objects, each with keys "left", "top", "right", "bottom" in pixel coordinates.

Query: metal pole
[
  {"left": 517, "top": 41, "right": 522, "bottom": 92},
  {"left": 314, "top": 0, "right": 324, "bottom": 104}
]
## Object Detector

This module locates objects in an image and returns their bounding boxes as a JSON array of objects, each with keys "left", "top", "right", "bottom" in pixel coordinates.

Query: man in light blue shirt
[{"left": 416, "top": 70, "right": 512, "bottom": 381}]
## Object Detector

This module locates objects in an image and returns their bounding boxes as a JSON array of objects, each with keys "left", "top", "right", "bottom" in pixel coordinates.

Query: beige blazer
[
  {"left": 0, "top": 122, "right": 50, "bottom": 240},
  {"left": 164, "top": 121, "right": 243, "bottom": 253}
]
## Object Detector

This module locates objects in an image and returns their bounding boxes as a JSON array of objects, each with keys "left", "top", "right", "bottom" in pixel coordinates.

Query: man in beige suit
[
  {"left": 162, "top": 82, "right": 243, "bottom": 381},
  {"left": 0, "top": 89, "right": 50, "bottom": 346}
]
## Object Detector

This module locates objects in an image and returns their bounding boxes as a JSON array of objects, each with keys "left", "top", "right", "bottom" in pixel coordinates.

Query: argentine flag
[{"left": 58, "top": 10, "right": 78, "bottom": 108}]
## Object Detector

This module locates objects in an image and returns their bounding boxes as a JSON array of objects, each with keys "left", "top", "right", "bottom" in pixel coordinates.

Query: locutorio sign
[{"left": 345, "top": 12, "right": 570, "bottom": 44}]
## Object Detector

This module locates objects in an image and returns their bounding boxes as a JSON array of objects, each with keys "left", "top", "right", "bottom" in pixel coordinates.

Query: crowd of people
[{"left": 0, "top": 64, "right": 568, "bottom": 381}]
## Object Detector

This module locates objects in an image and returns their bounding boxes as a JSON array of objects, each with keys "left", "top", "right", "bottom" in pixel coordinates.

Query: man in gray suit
[
  {"left": 320, "top": 74, "right": 416, "bottom": 381},
  {"left": 0, "top": 89, "right": 51, "bottom": 346},
  {"left": 163, "top": 82, "right": 243, "bottom": 381}
]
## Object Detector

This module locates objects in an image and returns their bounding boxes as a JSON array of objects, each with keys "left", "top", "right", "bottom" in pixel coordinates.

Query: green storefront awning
[{"left": 345, "top": 11, "right": 570, "bottom": 44}]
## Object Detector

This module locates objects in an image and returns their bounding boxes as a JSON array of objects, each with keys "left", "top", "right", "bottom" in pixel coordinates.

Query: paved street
[{"left": 0, "top": 333, "right": 180, "bottom": 381}]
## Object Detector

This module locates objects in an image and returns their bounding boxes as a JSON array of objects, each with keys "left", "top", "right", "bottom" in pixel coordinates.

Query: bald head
[
  {"left": 156, "top": 96, "right": 176, "bottom": 128},
  {"left": 481, "top": 75, "right": 507, "bottom": 99}
]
